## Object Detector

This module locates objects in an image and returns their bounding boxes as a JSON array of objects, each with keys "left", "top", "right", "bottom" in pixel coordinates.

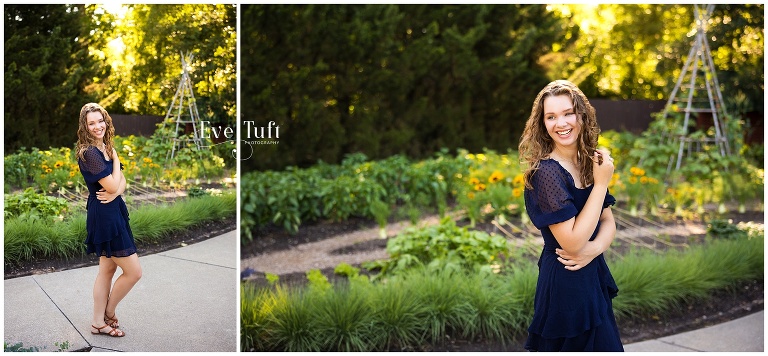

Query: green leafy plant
[
  {"left": 706, "top": 219, "right": 748, "bottom": 239},
  {"left": 265, "top": 273, "right": 280, "bottom": 285},
  {"left": 306, "top": 269, "right": 332, "bottom": 292},
  {"left": 369, "top": 199, "right": 391, "bottom": 238},
  {"left": 187, "top": 186, "right": 210, "bottom": 198},
  {"left": 368, "top": 216, "right": 509, "bottom": 278},
  {"left": 4, "top": 188, "right": 70, "bottom": 220},
  {"left": 334, "top": 263, "right": 360, "bottom": 278}
]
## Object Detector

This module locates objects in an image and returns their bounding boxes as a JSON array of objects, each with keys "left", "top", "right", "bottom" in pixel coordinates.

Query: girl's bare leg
[
  {"left": 93, "top": 256, "right": 117, "bottom": 327},
  {"left": 104, "top": 254, "right": 142, "bottom": 321}
]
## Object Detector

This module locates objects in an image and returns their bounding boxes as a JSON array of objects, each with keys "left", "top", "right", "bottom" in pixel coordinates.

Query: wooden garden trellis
[
  {"left": 662, "top": 4, "right": 731, "bottom": 175},
  {"left": 159, "top": 51, "right": 205, "bottom": 160}
]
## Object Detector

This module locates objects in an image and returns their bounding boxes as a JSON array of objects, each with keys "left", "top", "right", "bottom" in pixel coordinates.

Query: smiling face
[
  {"left": 85, "top": 111, "right": 107, "bottom": 142},
  {"left": 542, "top": 94, "right": 581, "bottom": 151}
]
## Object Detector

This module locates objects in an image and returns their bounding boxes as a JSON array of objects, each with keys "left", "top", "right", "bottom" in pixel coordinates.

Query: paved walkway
[
  {"left": 624, "top": 310, "right": 763, "bottom": 352},
  {"left": 4, "top": 231, "right": 238, "bottom": 352}
]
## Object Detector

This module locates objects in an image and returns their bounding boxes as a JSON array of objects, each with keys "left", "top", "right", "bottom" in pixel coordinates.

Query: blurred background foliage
[{"left": 240, "top": 4, "right": 763, "bottom": 172}]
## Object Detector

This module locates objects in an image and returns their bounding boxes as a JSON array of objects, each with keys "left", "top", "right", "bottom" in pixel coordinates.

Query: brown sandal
[
  {"left": 104, "top": 313, "right": 119, "bottom": 328},
  {"left": 91, "top": 324, "right": 125, "bottom": 337}
]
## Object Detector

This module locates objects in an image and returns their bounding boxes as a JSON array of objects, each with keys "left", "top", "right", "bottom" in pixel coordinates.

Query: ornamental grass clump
[{"left": 369, "top": 281, "right": 429, "bottom": 350}]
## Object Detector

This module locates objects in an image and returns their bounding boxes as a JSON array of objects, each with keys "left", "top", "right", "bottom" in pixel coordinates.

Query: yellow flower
[
  {"left": 45, "top": 168, "right": 53, "bottom": 173},
  {"left": 488, "top": 171, "right": 504, "bottom": 183},
  {"left": 648, "top": 177, "right": 659, "bottom": 184},
  {"left": 143, "top": 157, "right": 152, "bottom": 163},
  {"left": 69, "top": 171, "right": 76, "bottom": 177},
  {"left": 640, "top": 176, "right": 649, "bottom": 184},
  {"left": 41, "top": 164, "right": 49, "bottom": 170},
  {"left": 467, "top": 192, "right": 475, "bottom": 200},
  {"left": 54, "top": 161, "right": 64, "bottom": 169},
  {"left": 629, "top": 176, "right": 638, "bottom": 184},
  {"left": 512, "top": 188, "right": 523, "bottom": 198},
  {"left": 474, "top": 183, "right": 487, "bottom": 191},
  {"left": 513, "top": 174, "right": 524, "bottom": 186},
  {"left": 469, "top": 177, "right": 480, "bottom": 185},
  {"left": 630, "top": 167, "right": 646, "bottom": 176}
]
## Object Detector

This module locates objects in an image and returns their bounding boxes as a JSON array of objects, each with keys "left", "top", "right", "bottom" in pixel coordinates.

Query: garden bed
[
  {"left": 4, "top": 215, "right": 236, "bottom": 280},
  {"left": 241, "top": 207, "right": 764, "bottom": 350}
]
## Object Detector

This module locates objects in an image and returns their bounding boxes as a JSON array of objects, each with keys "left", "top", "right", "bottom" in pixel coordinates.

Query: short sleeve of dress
[
  {"left": 524, "top": 160, "right": 578, "bottom": 229},
  {"left": 604, "top": 189, "right": 616, "bottom": 209},
  {"left": 78, "top": 147, "right": 110, "bottom": 183}
]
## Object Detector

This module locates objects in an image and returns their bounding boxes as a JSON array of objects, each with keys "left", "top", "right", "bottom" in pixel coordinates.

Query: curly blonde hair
[
  {"left": 518, "top": 80, "right": 600, "bottom": 189},
  {"left": 76, "top": 103, "right": 116, "bottom": 162}
]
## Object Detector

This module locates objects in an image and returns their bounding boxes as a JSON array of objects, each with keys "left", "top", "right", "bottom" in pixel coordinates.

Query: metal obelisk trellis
[
  {"left": 663, "top": 4, "right": 730, "bottom": 175},
  {"left": 162, "top": 51, "right": 204, "bottom": 160}
]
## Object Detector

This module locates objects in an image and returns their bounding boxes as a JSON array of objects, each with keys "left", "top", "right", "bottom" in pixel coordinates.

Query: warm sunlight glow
[{"left": 100, "top": 3, "right": 128, "bottom": 19}]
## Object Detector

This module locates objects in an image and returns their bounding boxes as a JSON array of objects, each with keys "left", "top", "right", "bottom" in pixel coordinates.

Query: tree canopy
[
  {"left": 241, "top": 4, "right": 562, "bottom": 171},
  {"left": 4, "top": 5, "right": 105, "bottom": 152},
  {"left": 543, "top": 4, "right": 764, "bottom": 112},
  {"left": 3, "top": 4, "right": 237, "bottom": 153}
]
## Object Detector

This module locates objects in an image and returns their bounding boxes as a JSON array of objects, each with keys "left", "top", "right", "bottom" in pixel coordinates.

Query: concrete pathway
[
  {"left": 4, "top": 230, "right": 238, "bottom": 352},
  {"left": 624, "top": 310, "right": 763, "bottom": 352}
]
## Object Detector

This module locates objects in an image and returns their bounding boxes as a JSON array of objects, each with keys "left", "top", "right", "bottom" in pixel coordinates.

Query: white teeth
[{"left": 557, "top": 129, "right": 572, "bottom": 136}]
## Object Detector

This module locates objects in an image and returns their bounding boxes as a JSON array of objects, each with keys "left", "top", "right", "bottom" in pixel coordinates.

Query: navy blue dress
[
  {"left": 78, "top": 146, "right": 137, "bottom": 258},
  {"left": 523, "top": 159, "right": 623, "bottom": 352}
]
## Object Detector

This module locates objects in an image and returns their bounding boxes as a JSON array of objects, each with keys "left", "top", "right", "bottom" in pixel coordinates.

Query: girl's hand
[
  {"left": 592, "top": 148, "right": 614, "bottom": 187},
  {"left": 556, "top": 243, "right": 601, "bottom": 271},
  {"left": 96, "top": 188, "right": 119, "bottom": 204}
]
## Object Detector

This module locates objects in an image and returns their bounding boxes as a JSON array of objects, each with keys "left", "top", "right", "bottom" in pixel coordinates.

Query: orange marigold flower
[
  {"left": 513, "top": 174, "right": 524, "bottom": 186},
  {"left": 630, "top": 167, "right": 646, "bottom": 176},
  {"left": 488, "top": 171, "right": 504, "bottom": 183}
]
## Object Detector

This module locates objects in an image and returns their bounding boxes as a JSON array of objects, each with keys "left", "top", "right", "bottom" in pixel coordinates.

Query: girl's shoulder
[
  {"left": 536, "top": 158, "right": 562, "bottom": 173},
  {"left": 530, "top": 158, "right": 569, "bottom": 184},
  {"left": 78, "top": 145, "right": 102, "bottom": 162}
]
